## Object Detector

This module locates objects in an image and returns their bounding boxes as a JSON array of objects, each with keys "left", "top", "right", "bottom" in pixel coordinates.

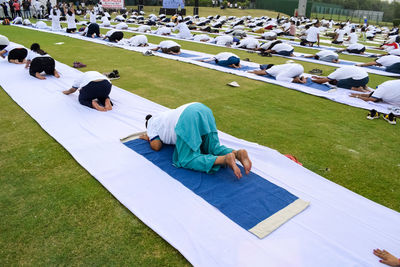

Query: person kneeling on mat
[
  {"left": 0, "top": 41, "right": 28, "bottom": 64},
  {"left": 140, "top": 102, "right": 252, "bottom": 179},
  {"left": 304, "top": 50, "right": 340, "bottom": 63},
  {"left": 350, "top": 80, "right": 400, "bottom": 107},
  {"left": 103, "top": 29, "right": 124, "bottom": 43},
  {"left": 336, "top": 43, "right": 366, "bottom": 54},
  {"left": 311, "top": 66, "right": 370, "bottom": 92},
  {"left": 356, "top": 55, "right": 400, "bottom": 74},
  {"left": 199, "top": 52, "right": 241, "bottom": 68},
  {"left": 63, "top": 71, "right": 113, "bottom": 112},
  {"left": 249, "top": 63, "right": 307, "bottom": 83},
  {"left": 150, "top": 40, "right": 181, "bottom": 55},
  {"left": 81, "top": 23, "right": 102, "bottom": 38},
  {"left": 25, "top": 43, "right": 60, "bottom": 80}
]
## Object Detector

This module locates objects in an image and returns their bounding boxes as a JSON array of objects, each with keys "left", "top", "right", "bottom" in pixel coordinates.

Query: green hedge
[{"left": 393, "top": 19, "right": 400, "bottom": 26}]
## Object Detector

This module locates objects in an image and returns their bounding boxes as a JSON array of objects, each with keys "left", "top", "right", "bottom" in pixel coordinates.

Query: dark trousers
[
  {"left": 86, "top": 23, "right": 100, "bottom": 37},
  {"left": 8, "top": 48, "right": 28, "bottom": 62},
  {"left": 29, "top": 57, "right": 55, "bottom": 76},
  {"left": 386, "top": 62, "right": 400, "bottom": 74},
  {"left": 337, "top": 76, "right": 369, "bottom": 89},
  {"left": 79, "top": 80, "right": 112, "bottom": 108},
  {"left": 108, "top": 31, "right": 123, "bottom": 42}
]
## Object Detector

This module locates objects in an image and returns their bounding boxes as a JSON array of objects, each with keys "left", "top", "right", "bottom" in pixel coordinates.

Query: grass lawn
[{"left": 0, "top": 23, "right": 399, "bottom": 265}]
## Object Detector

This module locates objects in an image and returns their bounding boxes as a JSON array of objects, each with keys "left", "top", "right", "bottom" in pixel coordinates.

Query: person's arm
[
  {"left": 349, "top": 93, "right": 378, "bottom": 101},
  {"left": 25, "top": 59, "right": 31, "bottom": 68},
  {"left": 199, "top": 57, "right": 215, "bottom": 62},
  {"left": 333, "top": 33, "right": 338, "bottom": 41},
  {"left": 0, "top": 50, "right": 6, "bottom": 58},
  {"left": 356, "top": 61, "right": 378, "bottom": 67},
  {"left": 311, "top": 76, "right": 331, "bottom": 84},
  {"left": 317, "top": 33, "right": 320, "bottom": 46},
  {"left": 139, "top": 134, "right": 163, "bottom": 151},
  {"left": 63, "top": 87, "right": 78, "bottom": 95}
]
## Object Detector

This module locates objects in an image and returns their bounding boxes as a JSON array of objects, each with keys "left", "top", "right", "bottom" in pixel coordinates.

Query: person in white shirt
[
  {"left": 89, "top": 9, "right": 96, "bottom": 24},
  {"left": 174, "top": 20, "right": 192, "bottom": 39},
  {"left": 64, "top": 6, "right": 76, "bottom": 33},
  {"left": 140, "top": 102, "right": 252, "bottom": 179},
  {"left": 350, "top": 80, "right": 400, "bottom": 107},
  {"left": 302, "top": 21, "right": 320, "bottom": 47},
  {"left": 137, "top": 25, "right": 151, "bottom": 33},
  {"left": 115, "top": 22, "right": 128, "bottom": 30},
  {"left": 259, "top": 40, "right": 294, "bottom": 56},
  {"left": 336, "top": 43, "right": 366, "bottom": 54},
  {"left": 193, "top": 34, "right": 212, "bottom": 42},
  {"left": 151, "top": 40, "right": 181, "bottom": 54},
  {"left": 304, "top": 50, "right": 339, "bottom": 63},
  {"left": 100, "top": 14, "right": 111, "bottom": 27},
  {"left": 213, "top": 35, "right": 234, "bottom": 46},
  {"left": 103, "top": 29, "right": 124, "bottom": 43},
  {"left": 249, "top": 63, "right": 306, "bottom": 83},
  {"left": 311, "top": 66, "right": 369, "bottom": 91},
  {"left": 356, "top": 55, "right": 400, "bottom": 73},
  {"left": 127, "top": 35, "right": 148, "bottom": 47},
  {"left": 154, "top": 26, "right": 171, "bottom": 36},
  {"left": 50, "top": 7, "right": 62, "bottom": 31},
  {"left": 63, "top": 71, "right": 113, "bottom": 112},
  {"left": 0, "top": 42, "right": 28, "bottom": 64},
  {"left": 260, "top": 31, "right": 277, "bottom": 40},
  {"left": 346, "top": 28, "right": 358, "bottom": 44},
  {"left": 332, "top": 24, "right": 346, "bottom": 44},
  {"left": 199, "top": 52, "right": 241, "bottom": 68},
  {"left": 234, "top": 37, "right": 260, "bottom": 50},
  {"left": 24, "top": 43, "right": 59, "bottom": 79}
]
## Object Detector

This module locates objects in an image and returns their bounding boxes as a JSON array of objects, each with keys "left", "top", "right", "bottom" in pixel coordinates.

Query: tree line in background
[{"left": 312, "top": 0, "right": 400, "bottom": 22}]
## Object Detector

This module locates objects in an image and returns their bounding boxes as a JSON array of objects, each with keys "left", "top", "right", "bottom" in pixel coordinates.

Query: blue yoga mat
[
  {"left": 124, "top": 139, "right": 309, "bottom": 238},
  {"left": 261, "top": 74, "right": 331, "bottom": 92}
]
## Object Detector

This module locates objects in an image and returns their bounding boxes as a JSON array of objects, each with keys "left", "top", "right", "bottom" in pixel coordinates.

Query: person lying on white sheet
[
  {"left": 127, "top": 35, "right": 148, "bottom": 47},
  {"left": 259, "top": 40, "right": 295, "bottom": 57},
  {"left": 115, "top": 22, "right": 128, "bottom": 30},
  {"left": 0, "top": 42, "right": 28, "bottom": 64},
  {"left": 213, "top": 35, "right": 234, "bottom": 46},
  {"left": 103, "top": 29, "right": 124, "bottom": 43},
  {"left": 356, "top": 55, "right": 400, "bottom": 74},
  {"left": 33, "top": 21, "right": 51, "bottom": 30},
  {"left": 139, "top": 102, "right": 252, "bottom": 179},
  {"left": 304, "top": 50, "right": 339, "bottom": 63},
  {"left": 63, "top": 71, "right": 113, "bottom": 112},
  {"left": 137, "top": 25, "right": 151, "bottom": 33},
  {"left": 150, "top": 40, "right": 181, "bottom": 55},
  {"left": 234, "top": 37, "right": 260, "bottom": 50},
  {"left": 350, "top": 80, "right": 400, "bottom": 106},
  {"left": 249, "top": 63, "right": 306, "bottom": 83},
  {"left": 199, "top": 52, "right": 241, "bottom": 68},
  {"left": 193, "top": 34, "right": 213, "bottom": 42},
  {"left": 336, "top": 43, "right": 366, "bottom": 54},
  {"left": 25, "top": 43, "right": 60, "bottom": 80},
  {"left": 312, "top": 66, "right": 370, "bottom": 92},
  {"left": 259, "top": 31, "right": 277, "bottom": 40},
  {"left": 174, "top": 20, "right": 192, "bottom": 39},
  {"left": 154, "top": 26, "right": 171, "bottom": 36}
]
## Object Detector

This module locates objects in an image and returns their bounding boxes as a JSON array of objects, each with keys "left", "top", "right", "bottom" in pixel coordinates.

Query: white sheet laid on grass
[
  {"left": 1, "top": 53, "right": 400, "bottom": 267},
  {"left": 9, "top": 25, "right": 400, "bottom": 115}
]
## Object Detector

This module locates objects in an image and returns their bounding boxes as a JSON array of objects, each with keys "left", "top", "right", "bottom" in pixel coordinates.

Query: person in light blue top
[{"left": 140, "top": 102, "right": 252, "bottom": 179}]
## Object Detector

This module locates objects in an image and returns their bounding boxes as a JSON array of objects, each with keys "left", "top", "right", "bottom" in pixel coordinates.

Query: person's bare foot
[
  {"left": 236, "top": 149, "right": 252, "bottom": 175},
  {"left": 104, "top": 98, "right": 112, "bottom": 111},
  {"left": 225, "top": 152, "right": 242, "bottom": 179},
  {"left": 373, "top": 249, "right": 400, "bottom": 266},
  {"left": 54, "top": 70, "right": 60, "bottom": 78},
  {"left": 35, "top": 73, "right": 46, "bottom": 80},
  {"left": 92, "top": 100, "right": 106, "bottom": 111}
]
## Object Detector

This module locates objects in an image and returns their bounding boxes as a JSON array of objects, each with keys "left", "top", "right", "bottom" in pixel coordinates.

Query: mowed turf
[{"left": 0, "top": 25, "right": 399, "bottom": 265}]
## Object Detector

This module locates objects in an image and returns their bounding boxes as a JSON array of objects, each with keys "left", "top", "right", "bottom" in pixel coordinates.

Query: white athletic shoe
[
  {"left": 143, "top": 50, "right": 154, "bottom": 56},
  {"left": 227, "top": 81, "right": 240, "bottom": 87}
]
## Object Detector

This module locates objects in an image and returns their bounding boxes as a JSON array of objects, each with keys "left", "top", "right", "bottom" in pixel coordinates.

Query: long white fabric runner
[{"left": 1, "top": 51, "right": 400, "bottom": 266}]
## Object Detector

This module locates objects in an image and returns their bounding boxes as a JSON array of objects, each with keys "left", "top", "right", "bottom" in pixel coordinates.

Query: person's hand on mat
[
  {"left": 139, "top": 133, "right": 149, "bottom": 141},
  {"left": 62, "top": 87, "right": 78, "bottom": 95},
  {"left": 373, "top": 249, "right": 400, "bottom": 266}
]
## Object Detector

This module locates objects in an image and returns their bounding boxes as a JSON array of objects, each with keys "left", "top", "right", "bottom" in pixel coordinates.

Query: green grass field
[{"left": 0, "top": 19, "right": 399, "bottom": 266}]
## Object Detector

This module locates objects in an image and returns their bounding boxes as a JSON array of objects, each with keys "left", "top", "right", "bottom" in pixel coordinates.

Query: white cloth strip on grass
[
  {"left": 11, "top": 24, "right": 400, "bottom": 115},
  {"left": 1, "top": 51, "right": 399, "bottom": 267},
  {"left": 274, "top": 51, "right": 400, "bottom": 77}
]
